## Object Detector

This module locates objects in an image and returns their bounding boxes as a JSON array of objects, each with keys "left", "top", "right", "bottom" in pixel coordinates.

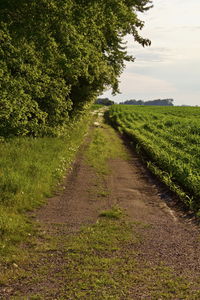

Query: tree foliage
[
  {"left": 0, "top": 0, "right": 152, "bottom": 136},
  {"left": 120, "top": 99, "right": 174, "bottom": 106},
  {"left": 95, "top": 98, "right": 115, "bottom": 106}
]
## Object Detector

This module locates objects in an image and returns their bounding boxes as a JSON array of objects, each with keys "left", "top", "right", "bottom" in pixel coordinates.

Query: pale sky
[{"left": 102, "top": 0, "right": 200, "bottom": 106}]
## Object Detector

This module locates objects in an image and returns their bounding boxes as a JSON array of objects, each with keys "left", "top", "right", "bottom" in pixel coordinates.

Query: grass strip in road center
[{"left": 85, "top": 123, "right": 130, "bottom": 175}]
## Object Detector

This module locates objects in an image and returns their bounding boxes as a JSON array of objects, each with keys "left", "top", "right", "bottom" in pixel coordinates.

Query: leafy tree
[{"left": 0, "top": 0, "right": 152, "bottom": 136}]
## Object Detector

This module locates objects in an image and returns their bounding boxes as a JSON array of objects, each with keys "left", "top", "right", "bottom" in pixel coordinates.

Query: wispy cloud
[{"left": 133, "top": 47, "right": 173, "bottom": 64}]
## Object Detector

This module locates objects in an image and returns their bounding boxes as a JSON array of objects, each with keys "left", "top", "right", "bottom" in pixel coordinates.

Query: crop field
[{"left": 108, "top": 105, "right": 200, "bottom": 213}]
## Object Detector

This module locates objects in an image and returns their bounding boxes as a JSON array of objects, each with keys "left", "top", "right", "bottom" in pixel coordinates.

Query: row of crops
[{"left": 107, "top": 105, "right": 200, "bottom": 213}]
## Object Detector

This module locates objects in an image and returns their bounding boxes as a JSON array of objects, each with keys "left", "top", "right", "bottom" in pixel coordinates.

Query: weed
[
  {"left": 97, "top": 190, "right": 109, "bottom": 197},
  {"left": 99, "top": 206, "right": 123, "bottom": 219}
]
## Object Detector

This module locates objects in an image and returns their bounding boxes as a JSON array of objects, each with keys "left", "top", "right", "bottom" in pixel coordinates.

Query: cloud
[
  {"left": 118, "top": 72, "right": 176, "bottom": 94},
  {"left": 141, "top": 0, "right": 200, "bottom": 28},
  {"left": 101, "top": 0, "right": 200, "bottom": 106},
  {"left": 130, "top": 60, "right": 200, "bottom": 88},
  {"left": 133, "top": 47, "right": 173, "bottom": 64}
]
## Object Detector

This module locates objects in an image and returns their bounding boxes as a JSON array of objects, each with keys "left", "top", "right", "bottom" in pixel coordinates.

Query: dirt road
[{"left": 1, "top": 115, "right": 200, "bottom": 299}]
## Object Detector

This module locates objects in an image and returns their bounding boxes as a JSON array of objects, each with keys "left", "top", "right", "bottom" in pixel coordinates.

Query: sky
[{"left": 101, "top": 0, "right": 200, "bottom": 106}]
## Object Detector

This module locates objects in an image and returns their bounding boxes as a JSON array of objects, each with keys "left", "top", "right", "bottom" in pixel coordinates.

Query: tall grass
[{"left": 0, "top": 113, "right": 92, "bottom": 262}]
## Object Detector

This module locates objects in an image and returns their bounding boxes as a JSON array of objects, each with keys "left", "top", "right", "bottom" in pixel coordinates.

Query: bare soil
[{"left": 1, "top": 123, "right": 200, "bottom": 299}]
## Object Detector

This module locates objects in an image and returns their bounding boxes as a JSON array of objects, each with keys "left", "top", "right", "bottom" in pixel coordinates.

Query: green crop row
[{"left": 107, "top": 105, "right": 200, "bottom": 213}]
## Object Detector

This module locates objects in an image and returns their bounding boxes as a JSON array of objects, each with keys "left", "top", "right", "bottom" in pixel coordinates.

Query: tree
[
  {"left": 144, "top": 99, "right": 174, "bottom": 106},
  {"left": 96, "top": 98, "right": 115, "bottom": 106},
  {"left": 120, "top": 99, "right": 174, "bottom": 106},
  {"left": 0, "top": 0, "right": 152, "bottom": 136}
]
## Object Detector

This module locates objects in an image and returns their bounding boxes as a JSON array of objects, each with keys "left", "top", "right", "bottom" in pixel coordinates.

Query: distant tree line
[
  {"left": 95, "top": 98, "right": 115, "bottom": 106},
  {"left": 120, "top": 99, "right": 174, "bottom": 106},
  {"left": 0, "top": 0, "right": 152, "bottom": 136}
]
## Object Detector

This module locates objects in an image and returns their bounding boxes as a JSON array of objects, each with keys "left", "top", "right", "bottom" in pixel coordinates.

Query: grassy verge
[{"left": 0, "top": 113, "right": 92, "bottom": 268}]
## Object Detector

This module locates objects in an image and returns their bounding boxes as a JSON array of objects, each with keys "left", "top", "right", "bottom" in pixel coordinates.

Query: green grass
[
  {"left": 91, "top": 104, "right": 104, "bottom": 110},
  {"left": 99, "top": 206, "right": 123, "bottom": 219},
  {"left": 0, "top": 113, "right": 92, "bottom": 267},
  {"left": 84, "top": 122, "right": 130, "bottom": 201},
  {"left": 85, "top": 123, "right": 130, "bottom": 175},
  {"left": 107, "top": 105, "right": 200, "bottom": 212}
]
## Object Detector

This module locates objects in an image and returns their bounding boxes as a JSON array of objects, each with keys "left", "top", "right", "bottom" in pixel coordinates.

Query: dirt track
[{"left": 1, "top": 118, "right": 200, "bottom": 299}]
